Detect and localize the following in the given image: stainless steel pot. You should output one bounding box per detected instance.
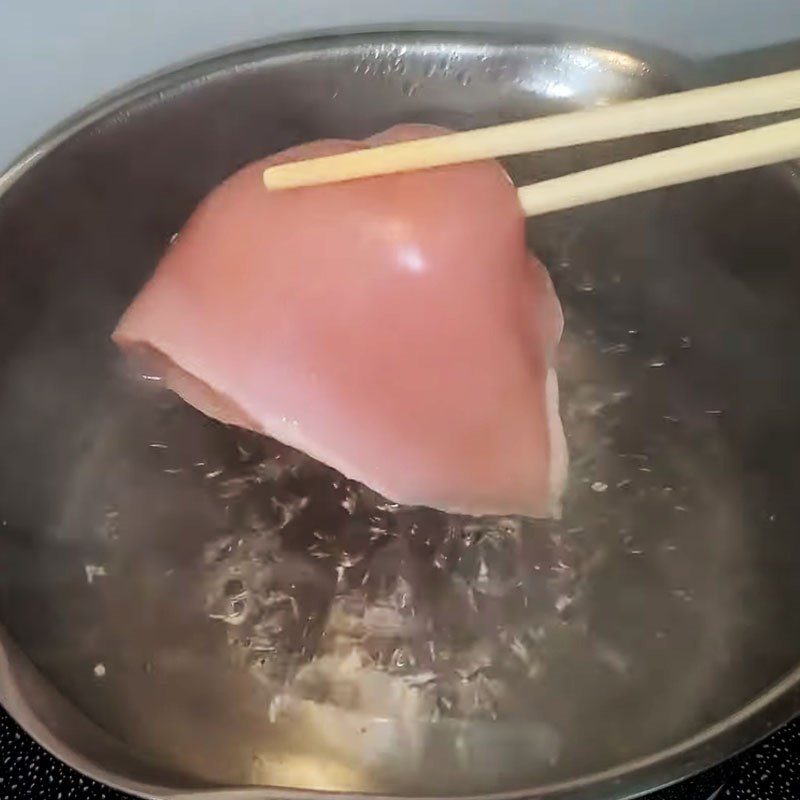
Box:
[1,28,799,800]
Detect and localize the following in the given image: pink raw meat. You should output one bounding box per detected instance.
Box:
[113,124,567,517]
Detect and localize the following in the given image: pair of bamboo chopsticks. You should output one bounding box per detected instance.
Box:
[262,69,800,217]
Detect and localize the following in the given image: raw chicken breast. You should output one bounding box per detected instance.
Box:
[113,125,567,517]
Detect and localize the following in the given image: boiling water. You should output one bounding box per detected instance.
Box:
[44,230,751,793]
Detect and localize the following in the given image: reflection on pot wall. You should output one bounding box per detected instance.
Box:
[3,0,800,167]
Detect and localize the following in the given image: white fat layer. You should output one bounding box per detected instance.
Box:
[545,368,568,519]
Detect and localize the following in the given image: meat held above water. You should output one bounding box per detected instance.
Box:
[113,125,567,518]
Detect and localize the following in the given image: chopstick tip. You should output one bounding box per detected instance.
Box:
[262,166,281,191]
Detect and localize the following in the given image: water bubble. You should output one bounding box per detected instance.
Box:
[84,564,107,585]
[671,588,694,602]
[555,594,573,614]
[97,509,120,541]
[224,578,245,598]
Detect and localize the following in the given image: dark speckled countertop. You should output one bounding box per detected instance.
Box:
[1,706,797,800]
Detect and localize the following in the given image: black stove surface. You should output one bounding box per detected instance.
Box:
[1,706,797,800]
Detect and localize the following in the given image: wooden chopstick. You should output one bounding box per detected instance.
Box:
[516,117,800,217]
[263,69,800,191]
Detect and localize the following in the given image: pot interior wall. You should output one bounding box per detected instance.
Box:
[1,32,800,797]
